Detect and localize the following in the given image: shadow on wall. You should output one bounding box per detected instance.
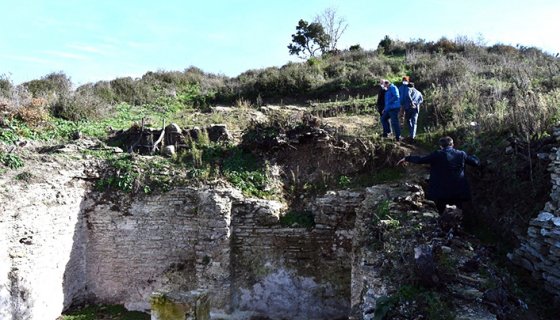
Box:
[62,198,90,311]
[0,166,91,319]
[7,268,33,320]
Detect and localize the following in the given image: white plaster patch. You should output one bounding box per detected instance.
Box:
[238,268,348,320]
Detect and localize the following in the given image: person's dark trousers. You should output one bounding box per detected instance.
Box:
[381,109,401,140]
[435,199,463,214]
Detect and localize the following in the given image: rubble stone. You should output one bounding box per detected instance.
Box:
[511,145,560,299]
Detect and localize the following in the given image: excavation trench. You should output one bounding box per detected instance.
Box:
[3,127,559,319]
[0,163,370,319]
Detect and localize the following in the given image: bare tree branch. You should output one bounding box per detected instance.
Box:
[315,7,348,52]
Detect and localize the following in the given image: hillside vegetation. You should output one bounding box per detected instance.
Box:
[1,36,560,239]
[2,36,560,319]
[2,37,559,131]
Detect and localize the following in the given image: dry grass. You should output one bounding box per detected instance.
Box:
[321,114,376,137]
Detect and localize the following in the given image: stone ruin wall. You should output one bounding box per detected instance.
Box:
[510,135,560,299]
[83,187,239,312]
[0,155,365,320]
[84,188,362,319]
[230,191,363,319]
[0,161,89,320]
[2,146,560,319]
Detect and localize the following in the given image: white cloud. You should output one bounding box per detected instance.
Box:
[41,50,90,61]
[1,55,53,65]
[67,43,111,55]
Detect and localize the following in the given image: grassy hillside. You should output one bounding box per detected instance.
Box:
[1,37,559,241]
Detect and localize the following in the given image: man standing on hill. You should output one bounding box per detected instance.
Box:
[380,79,401,141]
[399,76,411,109]
[403,82,424,143]
[376,80,387,116]
[397,136,480,214]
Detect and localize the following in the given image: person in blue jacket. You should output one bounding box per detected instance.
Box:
[399,76,411,110]
[380,79,401,141]
[403,82,424,143]
[397,136,480,214]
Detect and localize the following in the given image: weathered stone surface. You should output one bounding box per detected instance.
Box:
[511,148,560,298]
[414,244,438,287]
[1,142,363,320]
[237,269,346,320]
[230,192,356,319]
[206,124,231,142]
[0,156,91,320]
[150,289,209,320]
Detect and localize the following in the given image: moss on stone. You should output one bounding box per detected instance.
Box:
[150,294,185,320]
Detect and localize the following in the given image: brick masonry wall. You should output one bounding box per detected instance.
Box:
[85,188,364,318]
[83,187,242,312]
[1,156,368,319]
[231,190,364,319]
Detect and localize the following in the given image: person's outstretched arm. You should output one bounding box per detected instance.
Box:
[465,153,480,167]
[397,152,436,166]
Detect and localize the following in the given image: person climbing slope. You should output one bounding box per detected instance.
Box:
[380,79,401,141]
[397,136,480,214]
[403,82,424,143]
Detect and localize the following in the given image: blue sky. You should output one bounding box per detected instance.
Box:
[1,0,559,86]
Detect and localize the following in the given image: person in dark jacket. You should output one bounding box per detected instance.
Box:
[376,80,387,116]
[397,136,480,213]
[380,79,401,141]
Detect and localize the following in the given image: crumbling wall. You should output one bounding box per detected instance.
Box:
[510,139,560,298]
[0,160,90,320]
[84,187,242,312]
[231,190,363,319]
[0,150,374,320]
[85,187,363,319]
[350,185,416,319]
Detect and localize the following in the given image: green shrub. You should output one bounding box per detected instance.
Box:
[51,88,110,121]
[0,152,24,169]
[95,155,138,192]
[279,210,315,228]
[0,74,12,98]
[61,304,149,320]
[338,175,351,188]
[22,71,71,98]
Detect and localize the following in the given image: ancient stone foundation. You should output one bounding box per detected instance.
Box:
[0,154,364,319]
[510,212,560,297]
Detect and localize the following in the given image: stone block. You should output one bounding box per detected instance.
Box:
[150,289,210,320]
[530,212,555,227]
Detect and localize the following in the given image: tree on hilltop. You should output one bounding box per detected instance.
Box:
[314,7,348,53]
[288,19,330,59]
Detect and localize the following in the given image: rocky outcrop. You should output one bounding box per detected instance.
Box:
[350,183,530,320]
